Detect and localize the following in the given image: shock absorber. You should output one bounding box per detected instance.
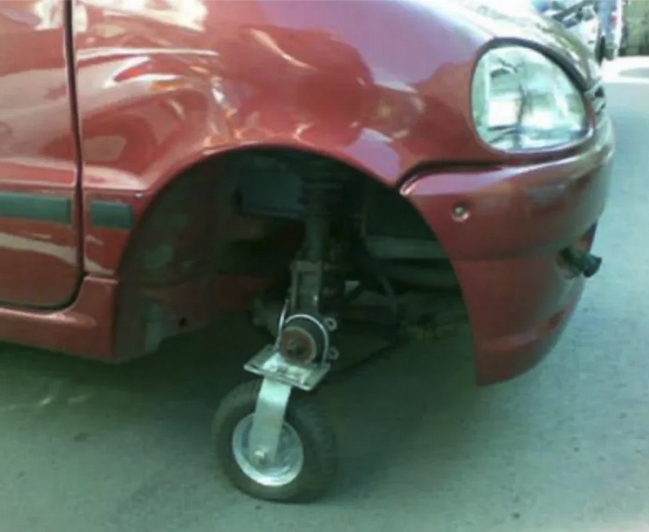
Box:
[300,165,346,259]
[290,162,348,310]
[279,161,350,364]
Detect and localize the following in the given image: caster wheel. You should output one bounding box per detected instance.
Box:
[213,380,338,503]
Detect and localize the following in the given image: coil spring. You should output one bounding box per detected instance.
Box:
[299,161,349,219]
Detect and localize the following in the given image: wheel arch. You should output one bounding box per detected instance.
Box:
[77,1,487,277]
[114,142,440,282]
[104,142,460,363]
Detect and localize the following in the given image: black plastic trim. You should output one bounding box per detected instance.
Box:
[90,200,135,230]
[0,191,72,224]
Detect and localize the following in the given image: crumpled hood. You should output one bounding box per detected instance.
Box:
[429,0,602,87]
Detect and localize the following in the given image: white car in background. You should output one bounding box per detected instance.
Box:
[565,4,603,59]
[532,0,605,62]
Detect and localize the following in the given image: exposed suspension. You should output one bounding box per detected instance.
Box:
[279,162,350,365]
[226,162,353,499]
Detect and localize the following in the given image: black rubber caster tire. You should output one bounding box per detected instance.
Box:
[212,380,338,503]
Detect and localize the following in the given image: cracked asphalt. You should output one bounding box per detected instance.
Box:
[1,57,649,532]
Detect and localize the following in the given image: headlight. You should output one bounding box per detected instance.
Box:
[472,46,588,152]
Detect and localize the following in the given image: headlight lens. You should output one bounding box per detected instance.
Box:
[472,46,588,152]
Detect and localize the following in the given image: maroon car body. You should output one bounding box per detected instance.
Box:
[0,0,616,503]
[0,0,612,381]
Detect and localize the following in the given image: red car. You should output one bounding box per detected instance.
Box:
[0,0,612,502]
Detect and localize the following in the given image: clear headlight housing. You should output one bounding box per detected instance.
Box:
[472,46,588,152]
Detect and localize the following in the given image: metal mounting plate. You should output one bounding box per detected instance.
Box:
[244,344,331,392]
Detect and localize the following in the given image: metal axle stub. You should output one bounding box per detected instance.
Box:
[277,313,331,365]
[248,378,293,466]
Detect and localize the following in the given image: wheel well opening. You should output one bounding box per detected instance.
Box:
[120,146,460,299]
[114,147,469,360]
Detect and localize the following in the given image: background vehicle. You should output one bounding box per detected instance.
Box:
[532,0,605,62]
[594,0,625,58]
[569,4,603,59]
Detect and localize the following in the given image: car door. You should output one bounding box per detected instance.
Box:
[0,1,82,308]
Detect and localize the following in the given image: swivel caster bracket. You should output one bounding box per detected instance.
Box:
[248,378,293,466]
[244,344,332,467]
[244,344,331,392]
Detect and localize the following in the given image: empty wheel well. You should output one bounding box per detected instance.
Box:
[120,147,456,290]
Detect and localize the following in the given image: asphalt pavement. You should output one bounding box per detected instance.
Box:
[1,58,649,532]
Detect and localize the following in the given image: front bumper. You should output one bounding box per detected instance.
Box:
[403,118,614,385]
